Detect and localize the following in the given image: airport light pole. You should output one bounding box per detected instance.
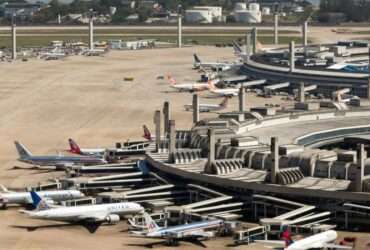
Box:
[274,13,279,45]
[11,13,17,61]
[88,10,94,50]
[177,5,183,48]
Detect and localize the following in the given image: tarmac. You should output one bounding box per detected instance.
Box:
[0,46,369,250]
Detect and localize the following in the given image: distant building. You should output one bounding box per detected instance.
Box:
[3,2,43,20]
[185,6,222,23]
[234,3,262,23]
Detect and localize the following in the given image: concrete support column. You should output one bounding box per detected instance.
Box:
[239,87,245,112]
[207,129,215,168]
[252,27,258,55]
[177,15,182,48]
[154,110,161,152]
[368,48,370,100]
[274,14,279,45]
[163,101,170,136]
[169,120,176,155]
[192,94,199,124]
[298,82,305,103]
[289,41,295,73]
[270,137,279,184]
[356,144,366,192]
[89,18,94,50]
[11,15,16,61]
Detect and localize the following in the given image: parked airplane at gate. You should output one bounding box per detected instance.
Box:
[184,97,229,112]
[67,139,106,156]
[193,54,240,71]
[130,212,223,246]
[256,229,352,250]
[20,191,144,232]
[168,75,213,92]
[82,48,106,56]
[15,141,107,170]
[0,185,84,208]
[208,80,239,97]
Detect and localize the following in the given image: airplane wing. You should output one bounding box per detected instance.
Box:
[323,243,353,249]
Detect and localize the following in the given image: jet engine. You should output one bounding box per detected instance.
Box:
[105,214,120,224]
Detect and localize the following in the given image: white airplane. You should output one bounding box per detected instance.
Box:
[193,54,239,71]
[82,48,107,56]
[208,80,239,97]
[0,185,84,208]
[130,212,223,246]
[168,75,214,92]
[39,47,66,60]
[256,229,352,250]
[184,97,229,112]
[21,191,144,232]
[67,138,106,156]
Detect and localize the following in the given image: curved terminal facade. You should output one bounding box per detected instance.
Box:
[240,42,370,97]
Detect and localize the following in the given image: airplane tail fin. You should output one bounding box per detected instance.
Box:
[14,141,32,158]
[30,191,51,211]
[208,79,217,91]
[282,228,294,247]
[143,212,160,233]
[220,97,229,108]
[193,53,201,64]
[142,125,152,141]
[232,41,243,55]
[167,75,176,86]
[0,184,9,193]
[68,138,82,154]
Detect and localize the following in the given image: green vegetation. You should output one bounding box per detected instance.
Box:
[319,0,370,22]
[0,29,299,35]
[0,34,303,48]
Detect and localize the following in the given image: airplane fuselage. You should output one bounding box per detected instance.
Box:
[147,220,223,238]
[0,190,84,206]
[28,202,143,222]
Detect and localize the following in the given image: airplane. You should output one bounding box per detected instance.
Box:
[67,138,106,156]
[20,191,144,233]
[82,48,107,56]
[208,80,239,97]
[184,97,229,112]
[15,141,107,170]
[0,185,84,209]
[130,212,223,247]
[167,75,213,92]
[193,54,239,71]
[40,48,66,60]
[256,228,352,250]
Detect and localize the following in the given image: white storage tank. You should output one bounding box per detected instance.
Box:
[234,10,262,23]
[185,9,213,23]
[234,2,247,11]
[193,6,223,22]
[262,7,270,15]
[249,3,260,11]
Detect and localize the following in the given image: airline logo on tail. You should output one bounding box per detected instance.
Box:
[68,138,82,154]
[233,42,243,55]
[30,191,50,211]
[143,212,160,233]
[193,54,201,64]
[220,97,229,108]
[282,228,294,247]
[167,75,176,85]
[14,141,32,159]
[143,125,152,141]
